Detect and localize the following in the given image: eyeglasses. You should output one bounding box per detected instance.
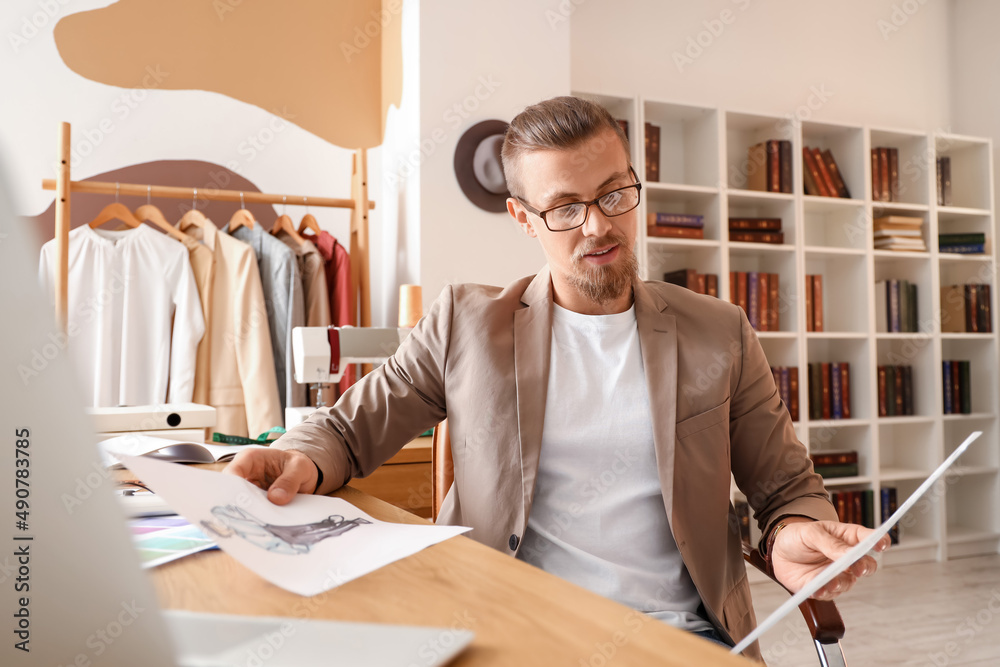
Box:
[517,167,642,232]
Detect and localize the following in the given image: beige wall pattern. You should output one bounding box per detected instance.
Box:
[54,0,402,149]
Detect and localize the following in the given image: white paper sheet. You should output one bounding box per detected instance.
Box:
[732,431,982,655]
[119,455,471,596]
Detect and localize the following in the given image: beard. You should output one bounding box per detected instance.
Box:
[568,232,639,306]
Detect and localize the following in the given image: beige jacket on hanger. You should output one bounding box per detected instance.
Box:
[181,220,282,438]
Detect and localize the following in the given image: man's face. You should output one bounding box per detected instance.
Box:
[507,128,639,310]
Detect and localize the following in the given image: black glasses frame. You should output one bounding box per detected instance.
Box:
[517,166,642,232]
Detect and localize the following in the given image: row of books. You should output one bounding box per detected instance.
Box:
[747,140,793,193]
[942,360,972,415]
[936,156,952,207]
[803,146,851,198]
[729,217,784,244]
[807,362,851,420]
[874,215,926,252]
[663,268,719,297]
[940,283,992,333]
[729,272,780,331]
[810,449,858,478]
[874,279,919,333]
[939,232,985,255]
[871,147,900,202]
[770,366,800,421]
[877,365,915,417]
[831,490,876,529]
[804,274,824,332]
[646,212,704,239]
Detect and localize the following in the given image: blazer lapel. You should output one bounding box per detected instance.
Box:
[634,278,679,525]
[513,267,554,525]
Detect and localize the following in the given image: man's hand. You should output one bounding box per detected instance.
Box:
[770,519,891,600]
[223,448,319,505]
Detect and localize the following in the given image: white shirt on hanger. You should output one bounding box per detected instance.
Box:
[38,224,204,407]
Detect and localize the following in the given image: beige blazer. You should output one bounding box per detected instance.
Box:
[183,221,282,437]
[274,267,837,658]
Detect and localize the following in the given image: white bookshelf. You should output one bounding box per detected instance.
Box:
[574,91,1000,566]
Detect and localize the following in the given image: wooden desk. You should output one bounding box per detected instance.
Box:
[142,464,752,666]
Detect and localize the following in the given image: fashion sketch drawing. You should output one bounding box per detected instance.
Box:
[200,504,372,555]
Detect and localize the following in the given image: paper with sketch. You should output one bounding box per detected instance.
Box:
[732,431,982,655]
[119,454,471,596]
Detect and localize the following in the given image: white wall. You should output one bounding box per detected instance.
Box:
[571,0,952,134]
[950,0,1000,210]
[415,0,568,308]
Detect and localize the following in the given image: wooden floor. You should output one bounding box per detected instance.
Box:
[750,554,1000,666]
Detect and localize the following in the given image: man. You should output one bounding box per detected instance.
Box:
[227,96,887,658]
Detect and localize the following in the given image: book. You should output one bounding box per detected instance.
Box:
[959,360,972,414]
[645,122,660,182]
[888,148,899,201]
[939,233,986,246]
[937,156,952,206]
[648,212,704,228]
[871,148,881,202]
[808,364,822,420]
[646,225,704,239]
[729,231,784,244]
[814,463,860,478]
[830,362,843,419]
[728,217,782,231]
[881,487,900,544]
[735,272,748,315]
[940,285,966,333]
[885,365,896,416]
[812,147,839,199]
[841,363,851,418]
[810,450,858,466]
[877,366,888,416]
[768,140,781,193]
[706,274,719,298]
[99,434,267,468]
[879,148,890,202]
[804,146,830,196]
[821,362,832,420]
[822,149,851,198]
[811,275,824,332]
[873,215,924,228]
[874,229,922,238]
[978,284,991,332]
[748,272,761,330]
[663,268,698,288]
[952,360,961,415]
[939,244,985,255]
[758,272,769,332]
[898,280,910,334]
[778,367,791,414]
[875,280,888,332]
[907,282,918,332]
[863,489,875,529]
[788,366,799,421]
[902,365,914,415]
[966,285,979,332]
[748,142,767,191]
[779,140,793,194]
[894,363,904,415]
[768,273,780,331]
[805,275,814,332]
[942,360,954,413]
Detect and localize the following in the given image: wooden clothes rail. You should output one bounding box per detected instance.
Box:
[41,121,374,337]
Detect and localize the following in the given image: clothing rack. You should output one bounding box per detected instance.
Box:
[41,121,374,336]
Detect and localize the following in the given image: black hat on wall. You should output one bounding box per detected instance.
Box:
[454,119,510,213]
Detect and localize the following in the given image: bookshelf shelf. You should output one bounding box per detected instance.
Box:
[593,91,1000,566]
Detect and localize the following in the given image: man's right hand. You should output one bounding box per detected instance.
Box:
[223,448,320,505]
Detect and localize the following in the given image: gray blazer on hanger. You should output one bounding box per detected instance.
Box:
[273,266,836,658]
[223,223,307,413]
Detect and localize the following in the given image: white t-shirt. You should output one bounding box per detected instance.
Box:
[517,303,713,632]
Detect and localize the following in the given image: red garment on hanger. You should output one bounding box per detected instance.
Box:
[310,230,356,395]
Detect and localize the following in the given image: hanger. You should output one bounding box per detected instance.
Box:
[271,196,305,245]
[297,197,322,236]
[89,183,142,229]
[228,192,256,232]
[134,186,189,243]
[178,188,209,231]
